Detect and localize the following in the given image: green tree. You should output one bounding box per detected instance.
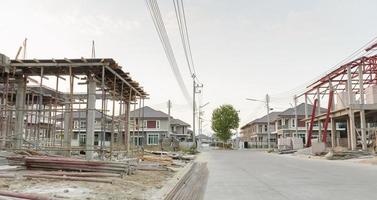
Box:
[211,104,240,143]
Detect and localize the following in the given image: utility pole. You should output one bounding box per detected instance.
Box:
[22,38,27,59]
[91,40,96,58]
[192,77,203,149]
[193,78,196,147]
[167,100,171,138]
[266,94,271,149]
[294,95,298,138]
[246,96,272,149]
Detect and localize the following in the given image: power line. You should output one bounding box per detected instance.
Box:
[173,0,201,84]
[145,0,192,106]
[270,36,377,99]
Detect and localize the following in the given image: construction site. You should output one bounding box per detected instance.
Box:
[0,51,208,200]
[298,42,377,154]
[3,0,377,200]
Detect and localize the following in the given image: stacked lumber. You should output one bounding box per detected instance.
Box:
[6,155,25,166]
[37,171,121,177]
[23,156,136,174]
[165,162,209,200]
[24,174,113,184]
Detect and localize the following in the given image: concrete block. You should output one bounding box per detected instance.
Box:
[278,138,292,150]
[311,141,326,155]
[291,138,303,150]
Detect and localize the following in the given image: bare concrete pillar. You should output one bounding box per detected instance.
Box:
[336,131,340,147]
[347,66,357,150]
[63,103,70,155]
[358,64,367,150]
[331,119,336,148]
[86,79,96,160]
[304,94,309,145]
[14,78,26,149]
[346,118,351,149]
[127,89,132,153]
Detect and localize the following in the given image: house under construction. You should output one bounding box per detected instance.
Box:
[0,53,147,160]
[298,48,377,151]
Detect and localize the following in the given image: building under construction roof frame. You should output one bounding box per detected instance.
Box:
[0,56,148,160]
[298,50,377,151]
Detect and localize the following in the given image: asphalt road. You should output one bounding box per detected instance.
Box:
[199,149,377,200]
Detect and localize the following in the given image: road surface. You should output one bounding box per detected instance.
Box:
[199,150,377,200]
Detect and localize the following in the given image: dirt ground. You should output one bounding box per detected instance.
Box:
[0,169,175,200]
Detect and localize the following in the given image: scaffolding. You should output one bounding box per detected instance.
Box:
[298,52,377,150]
[0,55,147,159]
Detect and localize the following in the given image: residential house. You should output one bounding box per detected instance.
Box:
[129,106,191,146]
[240,112,281,148]
[274,103,331,145]
[56,111,115,147]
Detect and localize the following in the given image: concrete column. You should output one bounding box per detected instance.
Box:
[14,78,26,149]
[347,66,357,150]
[331,119,336,148]
[86,79,96,160]
[63,103,70,155]
[126,101,130,151]
[358,64,367,150]
[346,118,351,149]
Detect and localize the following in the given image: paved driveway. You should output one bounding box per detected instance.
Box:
[199,150,377,200]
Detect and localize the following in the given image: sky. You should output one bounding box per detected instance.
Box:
[0,0,377,136]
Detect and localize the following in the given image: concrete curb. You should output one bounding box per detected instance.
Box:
[152,162,194,200]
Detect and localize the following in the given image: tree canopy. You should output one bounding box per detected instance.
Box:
[211,104,240,143]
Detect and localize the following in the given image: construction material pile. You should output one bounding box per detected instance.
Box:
[144,150,196,161]
[24,156,136,174]
[5,154,138,175]
[326,150,372,160]
[165,162,209,200]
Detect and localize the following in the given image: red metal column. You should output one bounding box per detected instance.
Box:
[306,99,318,147]
[322,90,334,143]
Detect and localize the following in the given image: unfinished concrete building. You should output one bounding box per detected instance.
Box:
[298,51,377,151]
[0,53,147,159]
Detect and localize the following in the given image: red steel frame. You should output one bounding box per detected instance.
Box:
[321,90,334,143]
[306,99,317,147]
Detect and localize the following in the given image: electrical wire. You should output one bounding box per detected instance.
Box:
[270,36,377,99]
[173,0,201,84]
[145,0,192,106]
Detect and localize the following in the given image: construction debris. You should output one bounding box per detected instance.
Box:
[144,150,196,160]
[326,150,372,160]
[137,163,169,171]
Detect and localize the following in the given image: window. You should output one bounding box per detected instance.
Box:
[147,133,159,145]
[132,136,143,146]
[292,119,296,128]
[80,121,86,129]
[264,125,267,132]
[145,120,161,129]
[74,121,79,129]
[79,134,86,146]
[147,121,156,128]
